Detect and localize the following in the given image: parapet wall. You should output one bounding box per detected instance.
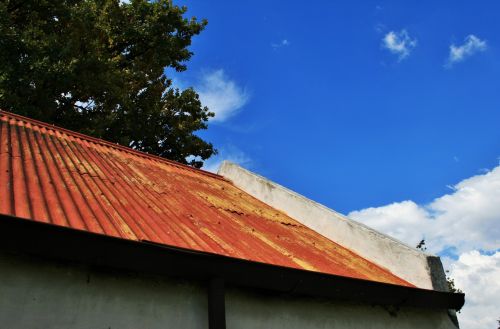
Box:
[218,161,448,291]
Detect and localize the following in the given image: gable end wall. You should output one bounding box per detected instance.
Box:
[218,161,448,291]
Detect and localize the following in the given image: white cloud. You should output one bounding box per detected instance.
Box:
[349,165,500,254]
[447,35,487,66]
[349,200,429,248]
[271,39,290,49]
[202,145,252,173]
[197,70,249,122]
[348,164,500,329]
[382,30,417,61]
[449,251,500,329]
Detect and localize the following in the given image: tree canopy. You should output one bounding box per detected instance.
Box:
[0,0,215,168]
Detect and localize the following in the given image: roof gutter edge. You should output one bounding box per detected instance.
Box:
[0,214,464,311]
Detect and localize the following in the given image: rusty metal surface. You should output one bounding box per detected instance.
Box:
[0,110,413,287]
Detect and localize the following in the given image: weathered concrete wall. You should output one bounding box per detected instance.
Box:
[0,251,207,329]
[218,161,448,291]
[226,288,457,329]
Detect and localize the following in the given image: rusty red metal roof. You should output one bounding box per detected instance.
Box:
[0,110,413,287]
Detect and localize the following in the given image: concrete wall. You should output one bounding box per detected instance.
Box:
[226,288,457,329]
[0,251,207,329]
[218,161,448,291]
[0,250,457,329]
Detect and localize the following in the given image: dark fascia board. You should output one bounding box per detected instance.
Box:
[0,214,464,310]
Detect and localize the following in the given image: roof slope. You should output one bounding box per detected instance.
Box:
[0,110,412,287]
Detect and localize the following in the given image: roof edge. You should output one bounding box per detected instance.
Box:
[217,161,447,290]
[217,161,421,252]
[0,109,226,181]
[0,214,464,311]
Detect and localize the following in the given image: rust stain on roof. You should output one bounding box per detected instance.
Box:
[0,110,413,287]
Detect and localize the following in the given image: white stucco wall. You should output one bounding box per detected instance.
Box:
[0,251,207,329]
[226,288,457,329]
[218,161,448,291]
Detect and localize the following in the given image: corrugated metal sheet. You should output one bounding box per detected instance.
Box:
[0,110,413,287]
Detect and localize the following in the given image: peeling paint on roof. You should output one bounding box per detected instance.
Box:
[0,110,413,287]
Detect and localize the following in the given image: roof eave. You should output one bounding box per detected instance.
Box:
[0,214,464,311]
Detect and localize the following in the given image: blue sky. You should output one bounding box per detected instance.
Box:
[173,0,499,214]
[168,2,500,327]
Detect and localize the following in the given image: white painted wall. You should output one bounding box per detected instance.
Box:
[0,251,207,329]
[0,251,457,329]
[218,161,448,290]
[226,288,457,329]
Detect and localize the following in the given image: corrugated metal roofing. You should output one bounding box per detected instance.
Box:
[0,110,412,287]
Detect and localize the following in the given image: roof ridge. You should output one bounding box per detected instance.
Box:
[0,109,226,181]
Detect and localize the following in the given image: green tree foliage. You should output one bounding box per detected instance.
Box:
[0,0,215,167]
[444,270,463,294]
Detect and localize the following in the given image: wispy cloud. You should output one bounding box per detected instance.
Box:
[202,145,252,173]
[197,70,250,122]
[271,39,290,49]
[374,23,386,34]
[382,30,417,61]
[447,35,487,67]
[348,164,500,328]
